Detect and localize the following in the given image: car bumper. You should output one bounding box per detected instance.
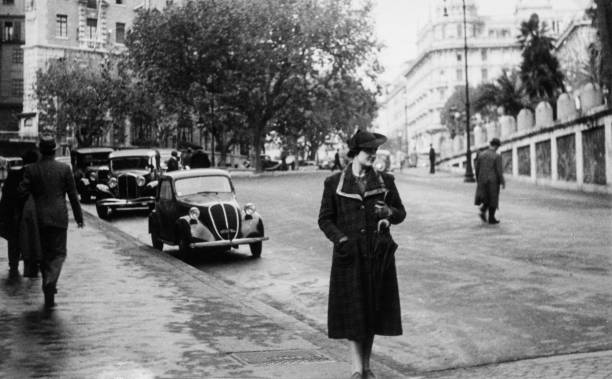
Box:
[98,197,155,208]
[189,236,269,249]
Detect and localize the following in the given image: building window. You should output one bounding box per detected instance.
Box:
[456,69,463,81]
[456,53,462,62]
[87,0,97,8]
[3,0,15,4]
[116,0,123,4]
[3,21,13,41]
[12,46,23,63]
[481,68,488,81]
[115,23,125,44]
[12,79,23,98]
[56,15,68,38]
[24,118,33,128]
[481,49,487,61]
[86,18,97,39]
[457,24,462,38]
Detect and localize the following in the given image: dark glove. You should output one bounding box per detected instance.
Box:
[374,201,392,219]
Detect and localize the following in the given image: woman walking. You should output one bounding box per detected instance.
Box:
[318,130,406,379]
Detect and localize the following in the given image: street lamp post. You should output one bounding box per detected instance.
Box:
[444,0,475,182]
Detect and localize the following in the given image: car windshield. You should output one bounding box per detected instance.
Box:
[78,153,109,167]
[175,176,232,197]
[111,157,150,171]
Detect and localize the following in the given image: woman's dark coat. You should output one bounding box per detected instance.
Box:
[318,166,406,341]
[474,148,505,209]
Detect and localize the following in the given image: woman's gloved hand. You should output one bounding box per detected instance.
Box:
[374,200,392,219]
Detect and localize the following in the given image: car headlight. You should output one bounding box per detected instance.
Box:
[89,172,98,182]
[189,207,200,220]
[244,203,256,216]
[136,176,146,187]
[108,177,118,189]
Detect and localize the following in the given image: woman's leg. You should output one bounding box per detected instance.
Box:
[362,334,375,370]
[349,340,363,374]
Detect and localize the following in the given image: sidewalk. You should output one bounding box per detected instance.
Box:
[0,212,400,378]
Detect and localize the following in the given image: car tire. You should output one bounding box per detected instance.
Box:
[96,204,111,220]
[249,242,262,258]
[151,233,163,250]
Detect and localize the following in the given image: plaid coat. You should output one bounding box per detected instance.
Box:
[318,166,406,341]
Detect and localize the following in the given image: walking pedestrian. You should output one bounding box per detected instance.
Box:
[166,150,180,172]
[18,137,84,308]
[429,144,436,174]
[474,138,505,224]
[318,130,406,379]
[190,149,211,168]
[0,150,39,281]
[331,149,343,171]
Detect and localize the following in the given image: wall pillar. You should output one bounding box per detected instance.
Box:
[576,130,584,186]
[605,115,612,187]
[512,144,519,178]
[530,142,537,182]
[551,133,559,182]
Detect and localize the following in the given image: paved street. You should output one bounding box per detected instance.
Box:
[1,167,611,378]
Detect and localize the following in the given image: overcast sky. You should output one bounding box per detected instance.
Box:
[373,0,591,82]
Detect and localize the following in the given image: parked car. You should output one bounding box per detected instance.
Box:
[318,159,334,170]
[148,168,268,258]
[95,149,161,219]
[0,156,23,182]
[71,147,113,203]
[261,155,282,171]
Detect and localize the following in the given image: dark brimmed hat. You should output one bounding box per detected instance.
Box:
[490,138,501,147]
[348,130,387,151]
[38,137,58,155]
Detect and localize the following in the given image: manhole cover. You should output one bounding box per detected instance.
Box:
[232,349,332,366]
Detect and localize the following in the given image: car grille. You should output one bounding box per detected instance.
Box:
[118,174,138,199]
[206,203,240,241]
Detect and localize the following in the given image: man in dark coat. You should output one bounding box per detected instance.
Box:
[318,130,406,379]
[331,149,343,171]
[429,144,436,174]
[166,150,180,172]
[190,149,211,168]
[18,137,84,308]
[474,138,505,224]
[0,150,39,281]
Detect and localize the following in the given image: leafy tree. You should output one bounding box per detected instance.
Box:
[587,0,612,104]
[518,13,565,106]
[440,85,475,138]
[125,0,380,171]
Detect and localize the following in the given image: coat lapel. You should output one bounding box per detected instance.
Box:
[336,167,387,201]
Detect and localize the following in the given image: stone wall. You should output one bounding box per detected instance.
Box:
[439,83,612,194]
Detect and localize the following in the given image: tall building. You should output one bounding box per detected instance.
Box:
[0,0,25,137]
[376,0,583,158]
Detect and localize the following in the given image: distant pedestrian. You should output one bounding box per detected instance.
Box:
[18,137,84,308]
[190,149,211,168]
[474,138,505,224]
[318,130,406,379]
[429,144,436,174]
[0,150,39,282]
[181,147,193,168]
[166,151,180,172]
[331,149,343,171]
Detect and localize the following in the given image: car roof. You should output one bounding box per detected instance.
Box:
[74,147,114,154]
[161,168,231,180]
[109,149,159,158]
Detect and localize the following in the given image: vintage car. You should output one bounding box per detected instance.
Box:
[0,156,23,182]
[95,149,161,219]
[71,147,114,203]
[148,169,268,258]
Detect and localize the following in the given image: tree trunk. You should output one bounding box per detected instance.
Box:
[251,121,265,173]
[596,0,612,104]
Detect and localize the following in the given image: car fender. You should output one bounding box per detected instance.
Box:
[95,185,113,199]
[241,211,264,237]
[176,216,215,242]
[148,210,160,234]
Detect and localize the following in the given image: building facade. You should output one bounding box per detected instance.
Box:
[0,0,25,137]
[377,0,584,160]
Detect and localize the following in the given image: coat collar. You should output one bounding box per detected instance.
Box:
[336,166,387,201]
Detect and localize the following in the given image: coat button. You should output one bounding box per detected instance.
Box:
[360,205,365,209]
[360,228,366,234]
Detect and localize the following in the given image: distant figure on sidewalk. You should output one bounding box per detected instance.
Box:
[474,138,505,224]
[331,149,343,171]
[181,147,193,168]
[166,151,180,172]
[18,137,84,308]
[190,149,211,168]
[0,150,39,281]
[319,130,406,379]
[429,144,436,174]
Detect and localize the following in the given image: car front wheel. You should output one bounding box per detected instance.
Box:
[249,241,262,258]
[96,204,111,220]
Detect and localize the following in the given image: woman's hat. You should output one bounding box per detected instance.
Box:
[347,130,387,150]
[38,137,58,154]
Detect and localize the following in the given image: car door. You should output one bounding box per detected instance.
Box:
[157,178,174,241]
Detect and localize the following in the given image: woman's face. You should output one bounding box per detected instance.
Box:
[355,148,377,167]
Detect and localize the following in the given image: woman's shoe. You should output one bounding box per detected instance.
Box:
[363,368,376,379]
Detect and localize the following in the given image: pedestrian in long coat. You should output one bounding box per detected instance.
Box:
[474,138,505,224]
[318,130,406,379]
[18,137,84,308]
[0,150,39,280]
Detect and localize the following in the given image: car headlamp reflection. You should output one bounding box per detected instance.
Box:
[244,203,256,216]
[136,175,146,187]
[108,177,118,189]
[189,207,200,220]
